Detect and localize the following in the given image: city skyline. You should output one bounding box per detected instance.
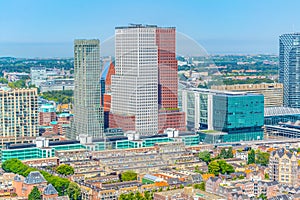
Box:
[1,0,300,57]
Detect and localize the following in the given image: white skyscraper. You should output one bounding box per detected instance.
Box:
[110,25,158,135]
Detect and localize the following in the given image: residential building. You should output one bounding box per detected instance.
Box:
[279,33,300,108]
[269,148,298,186]
[72,39,104,139]
[0,87,38,146]
[39,104,56,126]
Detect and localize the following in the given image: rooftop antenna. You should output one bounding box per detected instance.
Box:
[293,24,295,33]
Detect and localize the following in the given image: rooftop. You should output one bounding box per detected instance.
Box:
[24,171,46,184]
[264,106,300,117]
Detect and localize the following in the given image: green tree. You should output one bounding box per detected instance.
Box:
[121,170,137,181]
[258,193,267,200]
[248,149,255,164]
[264,173,270,180]
[208,160,220,176]
[198,151,211,164]
[256,151,270,166]
[227,147,233,158]
[56,164,74,176]
[219,148,227,159]
[28,186,42,200]
[67,182,81,200]
[194,182,205,191]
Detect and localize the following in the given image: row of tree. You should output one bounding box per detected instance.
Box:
[2,159,81,199]
[119,191,153,200]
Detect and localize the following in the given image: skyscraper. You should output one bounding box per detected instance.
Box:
[156,27,185,132]
[72,39,104,139]
[110,25,159,135]
[279,33,300,108]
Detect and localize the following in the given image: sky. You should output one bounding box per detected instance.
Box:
[0,0,300,57]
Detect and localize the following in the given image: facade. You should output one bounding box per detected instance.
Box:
[72,39,104,139]
[39,79,74,92]
[211,83,283,107]
[279,33,300,108]
[269,149,298,186]
[30,67,47,87]
[182,88,264,142]
[0,87,38,146]
[110,25,159,135]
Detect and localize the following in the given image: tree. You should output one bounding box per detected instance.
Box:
[198,151,211,164]
[256,151,270,166]
[28,186,41,200]
[56,164,74,176]
[121,170,137,181]
[248,149,255,164]
[67,182,81,200]
[219,148,227,159]
[264,173,270,180]
[208,160,220,176]
[227,147,234,158]
[258,193,267,200]
[194,182,205,191]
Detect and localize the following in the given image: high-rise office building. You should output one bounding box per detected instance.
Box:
[279,33,300,108]
[0,88,38,145]
[72,39,104,139]
[110,24,184,135]
[110,25,159,135]
[156,27,185,133]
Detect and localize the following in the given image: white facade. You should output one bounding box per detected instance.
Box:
[111,26,158,135]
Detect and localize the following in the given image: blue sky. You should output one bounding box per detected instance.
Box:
[0,0,300,57]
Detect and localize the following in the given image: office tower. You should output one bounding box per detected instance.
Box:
[110,25,159,135]
[156,27,185,132]
[30,67,47,87]
[279,33,300,108]
[72,39,104,139]
[0,88,38,145]
[211,83,283,107]
[182,88,264,142]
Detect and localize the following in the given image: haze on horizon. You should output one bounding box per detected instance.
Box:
[0,0,300,58]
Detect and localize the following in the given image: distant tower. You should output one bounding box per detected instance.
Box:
[279,33,300,108]
[72,39,104,139]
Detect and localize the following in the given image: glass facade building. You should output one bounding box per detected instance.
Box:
[279,33,300,108]
[72,39,104,139]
